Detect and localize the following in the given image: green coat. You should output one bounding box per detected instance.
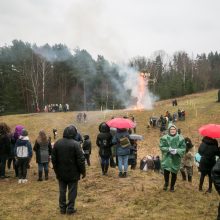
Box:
[160,134,186,174]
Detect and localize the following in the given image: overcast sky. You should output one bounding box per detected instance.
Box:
[0,0,220,62]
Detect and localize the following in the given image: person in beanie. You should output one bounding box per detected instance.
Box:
[160,124,186,192]
[9,125,24,177]
[82,135,91,166]
[180,137,195,182]
[15,129,32,183]
[96,122,113,175]
[52,125,86,215]
[34,130,52,181]
[198,136,220,193]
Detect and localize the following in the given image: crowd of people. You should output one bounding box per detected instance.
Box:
[76,112,87,123]
[1,113,220,218]
[43,104,70,113]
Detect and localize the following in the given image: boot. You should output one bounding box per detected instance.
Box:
[163,182,168,191]
[119,172,123,178]
[104,165,109,175]
[38,171,43,181]
[45,170,49,180]
[199,184,203,191]
[181,171,186,181]
[188,175,192,183]
[101,164,105,175]
[123,172,127,178]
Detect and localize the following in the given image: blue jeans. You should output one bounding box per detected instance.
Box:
[101,157,110,166]
[118,155,129,172]
[38,163,49,172]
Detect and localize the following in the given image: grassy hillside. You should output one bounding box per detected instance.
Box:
[0,90,219,220]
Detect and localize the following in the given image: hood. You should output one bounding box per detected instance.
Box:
[84,135,89,140]
[19,136,29,141]
[168,123,178,136]
[99,122,110,133]
[14,125,24,139]
[202,136,218,146]
[63,125,77,139]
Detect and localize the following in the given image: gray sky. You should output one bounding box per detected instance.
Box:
[0,0,220,62]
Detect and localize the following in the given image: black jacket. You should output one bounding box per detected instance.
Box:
[212,159,220,195]
[34,140,52,163]
[52,126,85,182]
[82,139,91,155]
[198,136,220,173]
[0,134,11,157]
[96,132,112,158]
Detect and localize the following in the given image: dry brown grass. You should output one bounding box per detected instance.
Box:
[0,89,220,220]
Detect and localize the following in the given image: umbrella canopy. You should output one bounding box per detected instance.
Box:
[106,118,135,129]
[129,134,143,140]
[199,124,220,138]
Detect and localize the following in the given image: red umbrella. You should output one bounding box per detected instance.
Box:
[106,118,135,129]
[199,124,220,138]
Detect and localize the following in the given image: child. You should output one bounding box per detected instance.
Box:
[82,135,91,166]
[15,129,32,183]
[34,130,52,181]
[153,156,161,173]
[128,139,137,170]
[180,137,194,182]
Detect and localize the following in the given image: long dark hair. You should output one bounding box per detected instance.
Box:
[0,122,11,136]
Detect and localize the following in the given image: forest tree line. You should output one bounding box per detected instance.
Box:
[0,40,220,114]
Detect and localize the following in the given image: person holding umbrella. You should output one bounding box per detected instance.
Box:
[198,124,220,193]
[160,124,186,192]
[107,118,135,178]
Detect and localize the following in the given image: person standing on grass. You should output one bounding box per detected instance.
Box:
[160,124,186,192]
[113,128,131,178]
[96,122,113,175]
[0,122,11,179]
[52,125,86,215]
[15,129,32,184]
[211,158,220,219]
[82,135,91,166]
[180,137,195,183]
[198,136,220,193]
[33,130,52,181]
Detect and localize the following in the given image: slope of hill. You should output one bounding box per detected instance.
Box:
[0,90,219,220]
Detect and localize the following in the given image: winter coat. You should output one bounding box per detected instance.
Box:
[211,158,220,195]
[159,125,186,174]
[0,134,11,157]
[52,126,85,182]
[198,136,220,174]
[15,136,32,159]
[181,146,195,167]
[113,130,131,156]
[33,140,52,163]
[96,132,113,158]
[82,139,91,155]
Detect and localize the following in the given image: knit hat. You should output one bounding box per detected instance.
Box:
[21,129,28,137]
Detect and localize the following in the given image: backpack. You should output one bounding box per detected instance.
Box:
[119,136,130,148]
